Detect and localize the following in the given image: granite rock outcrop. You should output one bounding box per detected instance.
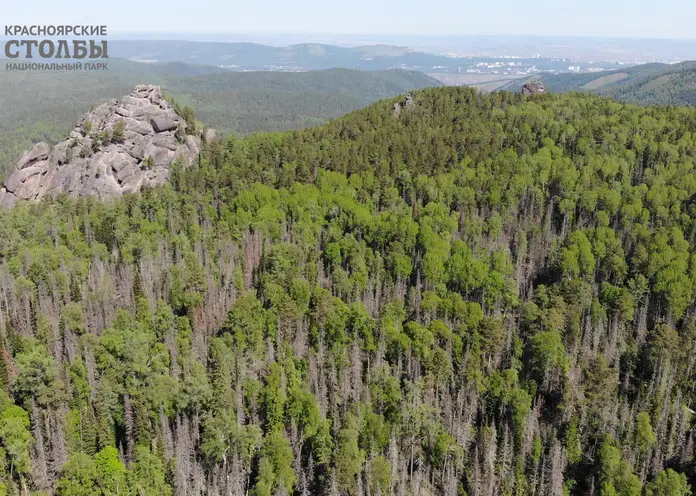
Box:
[0,85,200,208]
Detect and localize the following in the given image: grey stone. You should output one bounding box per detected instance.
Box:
[16,142,51,169]
[18,164,46,183]
[154,138,178,151]
[109,153,136,173]
[127,120,152,135]
[150,116,178,133]
[127,143,146,160]
[53,141,71,164]
[404,93,415,108]
[3,171,20,193]
[93,175,121,198]
[120,174,143,194]
[522,80,546,96]
[0,85,200,208]
[28,143,51,162]
[115,107,132,117]
[45,165,71,195]
[60,167,83,194]
[14,174,43,199]
[117,163,138,182]
[132,107,161,119]
[149,146,173,167]
[0,190,17,208]
[121,95,148,107]
[145,168,169,186]
[186,135,201,157]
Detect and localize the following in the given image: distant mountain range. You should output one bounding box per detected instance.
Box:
[106,40,622,74]
[108,41,448,70]
[498,61,696,106]
[0,58,440,175]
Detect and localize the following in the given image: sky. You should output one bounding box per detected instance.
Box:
[4,0,696,40]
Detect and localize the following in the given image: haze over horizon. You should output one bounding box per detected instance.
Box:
[5,0,696,40]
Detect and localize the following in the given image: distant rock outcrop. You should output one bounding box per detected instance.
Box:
[393,93,416,116]
[521,79,546,96]
[0,85,200,208]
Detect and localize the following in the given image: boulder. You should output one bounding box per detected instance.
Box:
[102,151,136,174]
[117,163,138,183]
[18,164,46,182]
[53,141,71,165]
[155,138,179,152]
[150,116,178,133]
[14,174,43,199]
[149,145,173,167]
[3,172,20,193]
[186,135,200,156]
[92,174,122,198]
[16,142,51,169]
[145,168,169,185]
[0,190,17,208]
[127,120,152,135]
[121,95,148,108]
[127,143,146,160]
[120,174,143,194]
[115,107,132,118]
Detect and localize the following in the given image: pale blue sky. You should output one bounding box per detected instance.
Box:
[4,0,696,39]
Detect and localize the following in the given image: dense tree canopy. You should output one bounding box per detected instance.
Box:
[0,87,695,494]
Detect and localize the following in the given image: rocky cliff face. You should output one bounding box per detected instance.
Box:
[0,85,200,208]
[521,80,546,96]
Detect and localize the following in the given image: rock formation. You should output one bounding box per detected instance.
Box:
[0,85,201,208]
[393,93,416,116]
[521,79,546,96]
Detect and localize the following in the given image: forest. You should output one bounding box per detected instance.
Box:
[503,60,696,107]
[0,60,437,176]
[0,86,696,495]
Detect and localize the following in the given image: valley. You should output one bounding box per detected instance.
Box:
[0,59,438,176]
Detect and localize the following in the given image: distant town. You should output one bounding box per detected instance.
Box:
[205,57,648,75]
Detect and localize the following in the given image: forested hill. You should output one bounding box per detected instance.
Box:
[499,60,696,106]
[0,59,439,176]
[107,40,467,71]
[2,87,696,495]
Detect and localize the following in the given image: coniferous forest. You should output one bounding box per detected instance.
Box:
[2,87,696,495]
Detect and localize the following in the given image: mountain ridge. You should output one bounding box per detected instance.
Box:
[497,60,696,106]
[108,40,444,70]
[0,86,694,495]
[0,60,440,176]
